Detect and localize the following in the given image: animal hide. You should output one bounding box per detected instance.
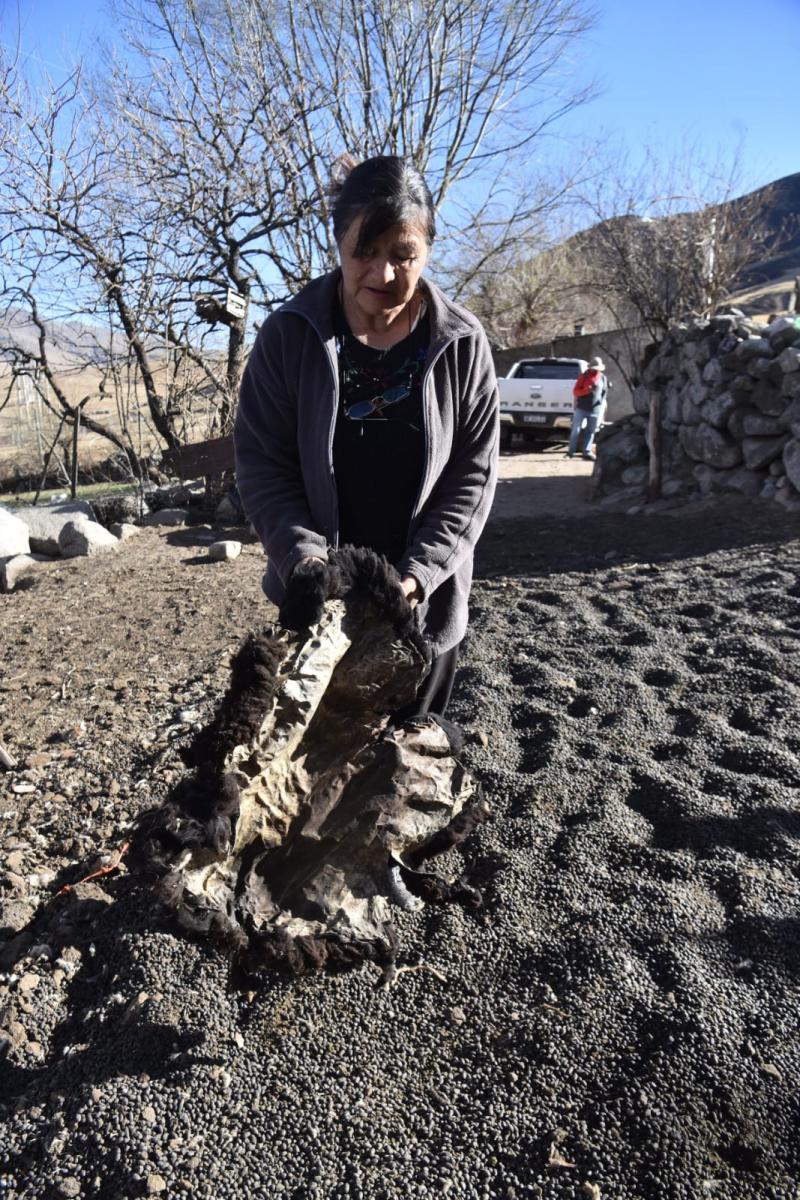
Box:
[133,547,489,975]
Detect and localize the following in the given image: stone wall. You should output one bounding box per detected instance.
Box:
[593,314,800,512]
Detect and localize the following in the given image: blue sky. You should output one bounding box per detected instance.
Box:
[2,0,798,196]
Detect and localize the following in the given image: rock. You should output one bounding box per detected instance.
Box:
[769,458,785,477]
[621,465,648,487]
[141,508,189,527]
[58,1178,81,1198]
[747,356,775,380]
[729,373,755,397]
[207,540,242,562]
[214,493,242,524]
[778,348,800,375]
[143,1104,157,1124]
[761,479,778,500]
[741,436,786,471]
[768,317,800,351]
[702,359,723,386]
[692,464,722,495]
[734,336,770,361]
[679,423,741,469]
[781,372,800,400]
[0,506,30,558]
[681,395,702,425]
[58,520,119,559]
[109,522,141,541]
[719,467,762,497]
[0,552,52,593]
[701,391,737,429]
[781,399,800,437]
[783,438,800,491]
[751,379,786,416]
[661,479,686,497]
[17,972,40,992]
[742,412,785,437]
[147,1175,167,1194]
[599,430,647,464]
[631,385,651,415]
[14,501,95,555]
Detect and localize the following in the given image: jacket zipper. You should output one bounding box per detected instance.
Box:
[324,335,340,549]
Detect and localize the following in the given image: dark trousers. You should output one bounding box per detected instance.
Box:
[394,642,460,722]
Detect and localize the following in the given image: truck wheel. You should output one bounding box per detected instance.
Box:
[500,426,513,451]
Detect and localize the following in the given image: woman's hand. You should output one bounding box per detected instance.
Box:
[400,575,421,608]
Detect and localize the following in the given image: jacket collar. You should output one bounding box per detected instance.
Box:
[279,268,479,351]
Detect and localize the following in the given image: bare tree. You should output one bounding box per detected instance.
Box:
[574,148,782,344]
[1,0,595,463]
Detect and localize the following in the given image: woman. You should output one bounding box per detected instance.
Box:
[234,155,499,718]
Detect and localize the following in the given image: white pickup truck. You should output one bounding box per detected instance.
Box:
[498,356,588,448]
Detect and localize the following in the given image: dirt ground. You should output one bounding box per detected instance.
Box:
[1,455,800,1199]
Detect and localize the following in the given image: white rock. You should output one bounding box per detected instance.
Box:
[0,506,30,558]
[58,519,119,558]
[142,508,189,527]
[14,501,95,555]
[208,539,242,562]
[0,553,52,593]
[110,522,141,541]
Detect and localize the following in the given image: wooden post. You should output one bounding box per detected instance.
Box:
[648,392,661,503]
[70,405,81,499]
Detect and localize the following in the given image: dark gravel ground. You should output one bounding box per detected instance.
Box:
[1,498,800,1200]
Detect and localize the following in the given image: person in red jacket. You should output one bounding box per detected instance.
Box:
[567,356,608,460]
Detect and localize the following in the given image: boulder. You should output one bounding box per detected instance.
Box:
[741,412,785,437]
[679,422,741,469]
[208,540,242,562]
[741,436,785,471]
[142,508,190,527]
[681,395,702,425]
[768,318,800,352]
[783,438,800,492]
[110,522,141,541]
[214,493,242,524]
[13,501,95,555]
[747,356,775,380]
[780,399,800,437]
[0,506,30,558]
[692,464,722,495]
[761,479,778,501]
[727,406,758,441]
[781,372,800,400]
[778,348,800,375]
[769,458,785,477]
[701,390,737,429]
[605,430,648,464]
[734,336,770,361]
[58,519,119,559]
[620,465,648,487]
[750,379,786,416]
[0,553,51,593]
[729,373,755,397]
[632,385,652,415]
[702,359,723,387]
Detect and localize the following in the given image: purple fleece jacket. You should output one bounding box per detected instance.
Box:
[234,269,499,653]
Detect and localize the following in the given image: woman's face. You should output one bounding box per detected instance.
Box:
[338,216,430,322]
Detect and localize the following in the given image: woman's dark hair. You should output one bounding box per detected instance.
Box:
[330,155,436,256]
